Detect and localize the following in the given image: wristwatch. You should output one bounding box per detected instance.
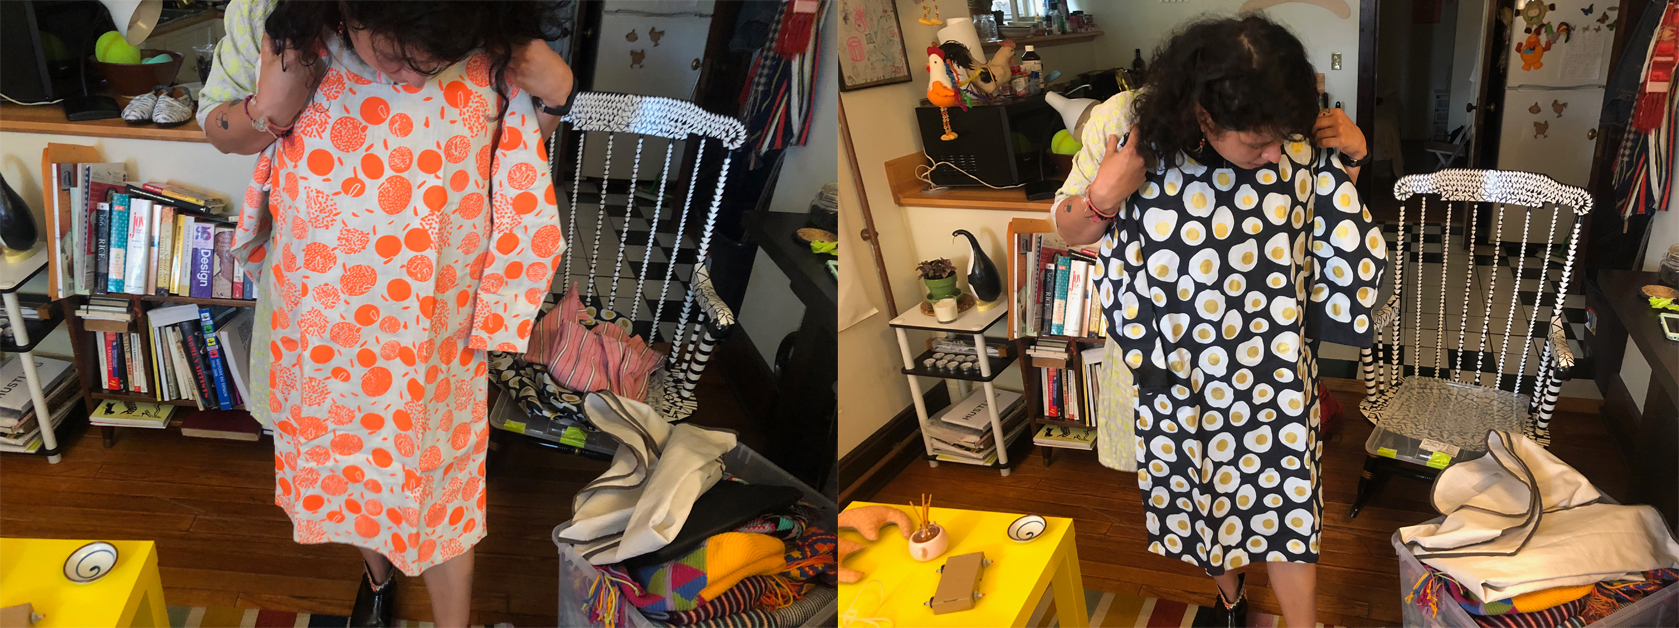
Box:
[533,95,570,116]
[1343,150,1373,168]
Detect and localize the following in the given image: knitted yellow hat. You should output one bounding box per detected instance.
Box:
[698,533,787,600]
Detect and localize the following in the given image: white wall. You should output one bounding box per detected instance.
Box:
[836,0,1363,458]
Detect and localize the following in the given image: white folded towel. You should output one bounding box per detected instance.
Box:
[556,392,738,565]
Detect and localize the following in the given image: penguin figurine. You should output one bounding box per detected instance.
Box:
[0,173,39,254]
[953,229,1002,309]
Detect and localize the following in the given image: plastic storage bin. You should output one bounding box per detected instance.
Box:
[1392,528,1679,627]
[553,444,839,627]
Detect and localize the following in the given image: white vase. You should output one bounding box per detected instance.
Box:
[907,524,949,562]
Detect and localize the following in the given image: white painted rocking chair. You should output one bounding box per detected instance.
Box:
[1349,169,1589,518]
[487,93,746,453]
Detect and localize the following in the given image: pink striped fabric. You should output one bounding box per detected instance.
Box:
[525,286,665,401]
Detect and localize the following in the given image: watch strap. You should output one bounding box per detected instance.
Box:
[533,95,570,116]
[1343,150,1372,168]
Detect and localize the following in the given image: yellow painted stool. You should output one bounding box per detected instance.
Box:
[838,503,1087,627]
[0,538,168,628]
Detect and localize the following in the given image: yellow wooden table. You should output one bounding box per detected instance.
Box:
[0,538,168,628]
[838,503,1086,627]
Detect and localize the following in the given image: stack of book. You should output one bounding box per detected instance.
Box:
[1012,232,1106,340]
[921,389,1028,465]
[88,400,175,430]
[88,304,254,411]
[50,162,250,300]
[0,294,55,344]
[0,356,79,454]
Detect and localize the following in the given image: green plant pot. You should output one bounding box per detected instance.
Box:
[924,276,960,300]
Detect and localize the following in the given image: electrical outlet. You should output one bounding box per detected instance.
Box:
[1331,53,1343,70]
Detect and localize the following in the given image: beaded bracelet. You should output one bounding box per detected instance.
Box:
[244,94,295,138]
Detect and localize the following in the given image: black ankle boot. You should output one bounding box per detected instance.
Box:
[1209,572,1247,628]
[349,562,396,628]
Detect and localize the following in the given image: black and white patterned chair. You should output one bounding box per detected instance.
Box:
[487,93,744,454]
[1349,169,1588,518]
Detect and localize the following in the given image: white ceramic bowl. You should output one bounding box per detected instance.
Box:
[1008,515,1047,542]
[64,541,119,583]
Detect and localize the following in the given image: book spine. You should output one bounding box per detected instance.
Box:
[1039,266,1055,335]
[94,203,111,294]
[155,206,175,296]
[190,223,215,298]
[107,195,129,293]
[198,308,233,410]
[1065,261,1086,337]
[95,332,110,391]
[123,200,151,295]
[231,259,245,299]
[1051,256,1071,336]
[171,215,191,296]
[167,328,192,402]
[211,228,234,299]
[145,202,161,296]
[218,331,243,408]
[178,322,215,404]
[130,332,147,393]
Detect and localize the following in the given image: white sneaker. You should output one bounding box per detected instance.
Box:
[152,86,194,126]
[121,87,162,123]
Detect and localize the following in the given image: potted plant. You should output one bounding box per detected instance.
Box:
[918,258,960,300]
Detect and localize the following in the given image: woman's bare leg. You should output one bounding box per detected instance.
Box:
[356,547,394,583]
[420,547,476,628]
[1267,561,1317,627]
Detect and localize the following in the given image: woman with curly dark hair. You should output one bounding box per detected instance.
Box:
[1052,15,1385,627]
[199,3,573,627]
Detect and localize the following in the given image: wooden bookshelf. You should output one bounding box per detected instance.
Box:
[1008,217,1108,466]
[65,292,258,448]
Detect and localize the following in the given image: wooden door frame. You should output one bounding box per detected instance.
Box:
[1356,0,1379,201]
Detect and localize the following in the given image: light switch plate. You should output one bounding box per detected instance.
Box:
[1331,53,1343,70]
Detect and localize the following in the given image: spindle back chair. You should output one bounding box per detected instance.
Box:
[1349,169,1588,518]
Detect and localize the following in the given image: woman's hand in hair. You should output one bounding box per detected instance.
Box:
[508,40,575,110]
[1087,133,1146,217]
[1313,109,1367,163]
[255,33,326,129]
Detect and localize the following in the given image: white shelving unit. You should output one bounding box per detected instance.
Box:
[888,304,1022,476]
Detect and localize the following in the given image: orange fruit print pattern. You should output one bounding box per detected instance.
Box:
[229,51,565,577]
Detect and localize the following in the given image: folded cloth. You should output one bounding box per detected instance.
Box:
[1399,431,1679,601]
[526,283,665,401]
[653,576,774,625]
[613,532,786,613]
[1578,568,1679,623]
[780,524,837,584]
[659,586,837,628]
[732,502,824,541]
[1468,603,1584,628]
[1423,568,1595,616]
[557,392,738,565]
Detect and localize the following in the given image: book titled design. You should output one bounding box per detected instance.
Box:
[190,222,216,298]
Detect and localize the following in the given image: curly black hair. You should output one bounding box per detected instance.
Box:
[265,1,571,115]
[1130,15,1320,166]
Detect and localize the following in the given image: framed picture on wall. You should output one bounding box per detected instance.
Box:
[838,0,913,91]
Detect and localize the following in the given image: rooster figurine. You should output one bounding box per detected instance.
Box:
[971,39,1016,96]
[927,47,966,140]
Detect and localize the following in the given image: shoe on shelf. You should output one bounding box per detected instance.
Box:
[151,86,194,126]
[120,86,164,123]
[348,561,396,628]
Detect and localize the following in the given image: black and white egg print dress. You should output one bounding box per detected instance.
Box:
[1095,141,1387,575]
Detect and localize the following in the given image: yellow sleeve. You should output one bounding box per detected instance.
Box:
[1053,91,1137,208]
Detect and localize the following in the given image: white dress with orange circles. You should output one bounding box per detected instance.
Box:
[231,44,565,576]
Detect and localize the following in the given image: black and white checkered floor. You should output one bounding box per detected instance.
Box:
[1316,220,1598,403]
[551,178,703,344]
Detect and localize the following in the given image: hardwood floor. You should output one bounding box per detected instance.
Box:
[870,382,1629,627]
[0,369,764,627]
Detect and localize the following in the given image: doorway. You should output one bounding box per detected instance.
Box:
[1361,0,1505,223]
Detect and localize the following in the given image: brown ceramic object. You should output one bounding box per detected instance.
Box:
[92,50,184,97]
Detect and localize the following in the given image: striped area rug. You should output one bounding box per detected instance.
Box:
[164,606,515,628]
[1033,588,1343,628]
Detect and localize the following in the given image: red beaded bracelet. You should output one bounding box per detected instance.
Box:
[244,95,295,138]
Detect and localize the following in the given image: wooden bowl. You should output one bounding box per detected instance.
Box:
[91,49,184,97]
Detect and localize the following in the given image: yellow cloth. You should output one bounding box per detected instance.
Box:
[699,533,787,600]
[1510,584,1595,612]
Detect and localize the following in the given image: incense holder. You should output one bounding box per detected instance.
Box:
[907,523,949,562]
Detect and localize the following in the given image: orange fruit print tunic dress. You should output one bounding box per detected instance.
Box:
[231,46,565,576]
